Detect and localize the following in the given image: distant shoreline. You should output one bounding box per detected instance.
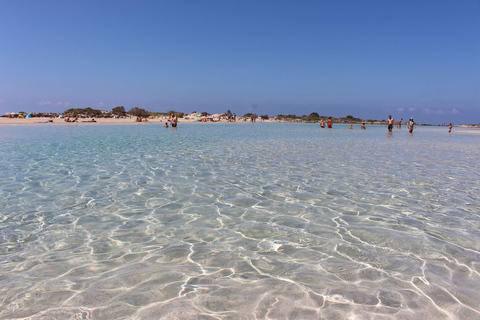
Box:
[0,116,271,126]
[1,117,479,129]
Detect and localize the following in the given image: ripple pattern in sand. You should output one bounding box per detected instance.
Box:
[0,123,479,319]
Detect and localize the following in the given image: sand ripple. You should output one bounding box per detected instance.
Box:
[0,123,479,319]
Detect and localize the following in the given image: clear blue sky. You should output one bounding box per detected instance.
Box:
[1,0,479,124]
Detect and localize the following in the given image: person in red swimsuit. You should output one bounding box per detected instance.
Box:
[327,117,332,128]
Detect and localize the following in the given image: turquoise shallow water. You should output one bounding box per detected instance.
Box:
[0,123,479,319]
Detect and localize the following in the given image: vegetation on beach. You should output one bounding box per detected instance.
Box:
[167,110,185,118]
[1,106,405,125]
[112,106,126,117]
[222,110,233,118]
[64,107,104,117]
[4,105,480,126]
[275,113,378,123]
[127,107,151,118]
[2,106,382,124]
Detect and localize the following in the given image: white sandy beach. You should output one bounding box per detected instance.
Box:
[0,116,257,126]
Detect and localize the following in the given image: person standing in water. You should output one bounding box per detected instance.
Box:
[448,123,452,133]
[361,123,366,130]
[397,118,403,129]
[171,114,178,127]
[408,118,415,133]
[387,115,394,132]
[327,117,332,129]
[320,119,325,128]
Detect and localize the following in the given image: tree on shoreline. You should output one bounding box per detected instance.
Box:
[222,110,233,118]
[167,110,184,118]
[304,112,320,121]
[128,107,151,118]
[112,106,126,117]
[64,107,102,117]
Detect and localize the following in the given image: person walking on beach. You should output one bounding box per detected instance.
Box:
[408,118,415,133]
[327,117,332,129]
[387,115,394,132]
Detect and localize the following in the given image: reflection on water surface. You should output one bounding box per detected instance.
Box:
[0,123,479,319]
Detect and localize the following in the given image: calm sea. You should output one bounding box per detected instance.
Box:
[0,123,479,319]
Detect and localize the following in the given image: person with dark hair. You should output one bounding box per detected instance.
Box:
[171,114,178,127]
[387,115,394,132]
[408,118,415,133]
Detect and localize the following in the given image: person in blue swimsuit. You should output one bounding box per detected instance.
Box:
[408,118,415,133]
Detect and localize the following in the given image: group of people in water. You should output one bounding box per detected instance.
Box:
[163,113,178,128]
[387,115,416,133]
[319,117,333,129]
[320,115,419,133]
[347,123,366,130]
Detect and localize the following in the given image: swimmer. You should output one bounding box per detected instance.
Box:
[348,124,353,129]
[163,122,169,128]
[361,123,366,130]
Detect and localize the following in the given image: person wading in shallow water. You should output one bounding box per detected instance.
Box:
[327,117,332,129]
[408,118,416,133]
[387,115,394,132]
[171,114,178,127]
[397,118,403,129]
